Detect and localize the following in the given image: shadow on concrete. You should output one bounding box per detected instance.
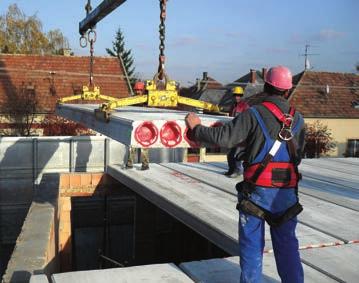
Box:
[74,138,92,172]
[0,139,59,282]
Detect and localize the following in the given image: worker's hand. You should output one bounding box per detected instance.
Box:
[185,112,201,130]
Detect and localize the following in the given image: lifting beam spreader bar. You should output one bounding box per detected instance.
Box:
[79,0,127,35]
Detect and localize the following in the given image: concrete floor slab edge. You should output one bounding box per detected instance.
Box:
[107,165,239,255]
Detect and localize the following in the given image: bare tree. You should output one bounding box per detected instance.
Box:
[5,82,39,136]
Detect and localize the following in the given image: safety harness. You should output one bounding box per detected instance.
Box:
[236,102,303,227]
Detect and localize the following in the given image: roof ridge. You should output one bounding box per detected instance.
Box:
[0,53,118,59]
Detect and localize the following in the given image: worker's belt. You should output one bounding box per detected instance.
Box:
[244,162,299,188]
[235,180,303,226]
[236,198,303,227]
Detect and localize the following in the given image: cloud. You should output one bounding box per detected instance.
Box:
[170,36,199,47]
[289,29,346,44]
[266,47,289,54]
[224,31,242,38]
[135,43,151,50]
[289,33,306,44]
[313,29,346,41]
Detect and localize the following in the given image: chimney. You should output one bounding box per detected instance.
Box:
[250,69,256,83]
[262,68,268,80]
[203,72,208,82]
[196,78,201,91]
[62,48,72,56]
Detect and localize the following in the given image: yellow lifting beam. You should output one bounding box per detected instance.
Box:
[57,79,223,122]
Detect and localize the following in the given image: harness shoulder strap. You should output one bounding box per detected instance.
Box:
[249,107,271,140]
[262,101,295,126]
[247,102,297,185]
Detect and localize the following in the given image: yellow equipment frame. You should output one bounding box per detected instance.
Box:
[58,78,222,122]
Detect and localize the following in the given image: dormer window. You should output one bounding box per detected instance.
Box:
[352,100,359,109]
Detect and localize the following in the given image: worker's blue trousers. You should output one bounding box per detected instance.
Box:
[238,211,304,283]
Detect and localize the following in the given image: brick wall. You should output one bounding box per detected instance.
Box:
[58,173,121,271]
[0,54,129,134]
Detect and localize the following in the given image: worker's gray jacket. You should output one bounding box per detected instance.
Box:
[193,94,305,164]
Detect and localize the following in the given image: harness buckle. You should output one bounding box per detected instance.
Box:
[279,113,294,141]
[279,128,293,141]
[283,113,294,127]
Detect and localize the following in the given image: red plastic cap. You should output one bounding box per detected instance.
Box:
[160,121,182,147]
[265,66,292,90]
[134,81,145,91]
[134,121,158,147]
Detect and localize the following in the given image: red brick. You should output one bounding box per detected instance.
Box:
[80,174,92,186]
[91,173,103,187]
[59,174,70,190]
[69,174,81,188]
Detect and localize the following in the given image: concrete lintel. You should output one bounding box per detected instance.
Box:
[55,104,231,148]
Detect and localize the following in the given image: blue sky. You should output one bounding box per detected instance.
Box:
[1,0,359,86]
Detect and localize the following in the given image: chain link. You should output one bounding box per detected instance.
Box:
[157,0,167,81]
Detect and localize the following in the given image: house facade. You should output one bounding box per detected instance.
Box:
[289,71,359,157]
[0,54,129,135]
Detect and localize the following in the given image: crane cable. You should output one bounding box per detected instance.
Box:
[80,0,135,96]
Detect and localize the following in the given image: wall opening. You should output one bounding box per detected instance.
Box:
[58,173,229,273]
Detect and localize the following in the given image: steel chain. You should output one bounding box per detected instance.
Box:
[157,0,167,80]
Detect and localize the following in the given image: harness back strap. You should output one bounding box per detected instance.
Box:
[262,101,298,158]
[262,101,295,126]
[245,102,298,187]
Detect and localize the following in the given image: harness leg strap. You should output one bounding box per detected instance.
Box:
[237,198,303,227]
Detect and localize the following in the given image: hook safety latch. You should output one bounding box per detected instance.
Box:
[278,114,294,141]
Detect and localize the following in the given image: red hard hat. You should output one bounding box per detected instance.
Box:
[265,66,293,90]
[134,81,145,91]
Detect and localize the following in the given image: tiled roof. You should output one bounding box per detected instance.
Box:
[289,71,359,118]
[205,76,223,89]
[0,54,128,113]
[179,75,224,102]
[227,70,265,98]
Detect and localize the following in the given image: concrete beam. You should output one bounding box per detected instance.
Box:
[55,104,231,148]
[179,254,339,283]
[51,263,193,283]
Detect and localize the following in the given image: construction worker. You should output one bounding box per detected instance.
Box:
[224,86,249,178]
[126,81,150,170]
[185,66,304,283]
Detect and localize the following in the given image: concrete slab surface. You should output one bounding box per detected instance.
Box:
[299,163,359,190]
[300,243,359,283]
[108,160,355,254]
[179,254,338,283]
[30,274,49,283]
[160,162,345,248]
[56,104,231,148]
[51,263,194,283]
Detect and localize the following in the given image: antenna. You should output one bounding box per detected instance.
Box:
[299,44,319,70]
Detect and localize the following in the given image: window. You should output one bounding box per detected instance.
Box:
[346,139,359,157]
